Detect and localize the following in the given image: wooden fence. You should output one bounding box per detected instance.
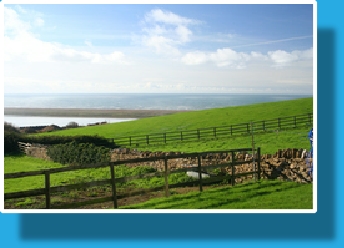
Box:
[112,113,313,147]
[4,148,261,209]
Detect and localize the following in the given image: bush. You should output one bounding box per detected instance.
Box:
[4,131,22,154]
[21,135,118,148]
[47,141,111,165]
[4,122,22,154]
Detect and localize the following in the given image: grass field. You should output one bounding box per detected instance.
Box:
[120,180,313,209]
[4,97,314,209]
[31,97,313,154]
[4,155,313,209]
[4,155,193,194]
[34,97,312,138]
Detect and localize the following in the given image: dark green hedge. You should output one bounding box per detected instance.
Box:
[47,142,111,165]
[4,123,22,154]
[4,131,22,154]
[20,135,118,148]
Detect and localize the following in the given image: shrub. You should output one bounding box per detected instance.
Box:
[4,122,22,154]
[47,141,111,165]
[4,131,22,154]
[21,135,118,148]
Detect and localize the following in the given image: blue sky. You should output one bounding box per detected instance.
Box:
[3,2,314,94]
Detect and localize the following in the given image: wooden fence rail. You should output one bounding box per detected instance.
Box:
[112,113,313,147]
[4,148,261,209]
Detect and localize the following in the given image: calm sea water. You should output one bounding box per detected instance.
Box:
[4,93,311,127]
[4,93,311,110]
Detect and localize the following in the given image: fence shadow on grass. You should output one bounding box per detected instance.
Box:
[19,29,334,241]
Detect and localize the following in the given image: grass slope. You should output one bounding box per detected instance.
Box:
[5,98,313,209]
[34,97,312,138]
[144,129,311,154]
[121,180,313,209]
[30,97,313,154]
[4,155,191,194]
[5,156,312,209]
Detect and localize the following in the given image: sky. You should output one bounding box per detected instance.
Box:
[3,2,315,94]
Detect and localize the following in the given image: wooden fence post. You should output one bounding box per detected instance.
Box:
[231,151,235,187]
[257,147,261,181]
[45,171,51,209]
[164,156,169,197]
[197,154,203,192]
[110,164,118,209]
[111,113,312,147]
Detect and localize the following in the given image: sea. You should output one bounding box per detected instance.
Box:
[4,93,312,127]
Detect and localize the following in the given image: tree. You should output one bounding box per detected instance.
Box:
[67,121,79,128]
[4,122,22,154]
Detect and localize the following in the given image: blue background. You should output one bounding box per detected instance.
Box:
[1,0,343,247]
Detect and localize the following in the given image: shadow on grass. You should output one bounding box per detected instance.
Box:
[4,152,26,158]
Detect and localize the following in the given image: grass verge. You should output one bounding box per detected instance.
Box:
[120,180,313,209]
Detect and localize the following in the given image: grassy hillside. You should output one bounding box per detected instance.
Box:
[146,129,311,154]
[34,97,312,138]
[4,97,314,209]
[121,180,313,209]
[31,97,313,154]
[4,155,312,209]
[4,155,192,194]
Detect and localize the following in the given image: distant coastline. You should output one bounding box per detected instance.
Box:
[4,107,189,118]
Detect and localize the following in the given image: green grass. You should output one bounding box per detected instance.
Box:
[4,155,64,174]
[29,97,313,154]
[4,155,193,194]
[120,180,313,209]
[4,155,107,193]
[4,156,313,209]
[144,128,311,154]
[33,97,312,138]
[4,98,314,209]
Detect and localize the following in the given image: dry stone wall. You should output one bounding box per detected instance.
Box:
[22,144,313,183]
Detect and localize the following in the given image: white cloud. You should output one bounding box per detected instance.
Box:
[268,50,298,65]
[181,48,251,68]
[34,17,45,27]
[268,47,313,67]
[4,6,313,95]
[4,6,129,65]
[141,9,198,56]
[144,9,197,26]
[142,35,181,56]
[175,25,192,43]
[181,51,208,65]
[292,47,313,60]
[84,40,93,47]
[4,7,31,34]
[250,51,268,60]
[182,47,312,69]
[209,48,250,67]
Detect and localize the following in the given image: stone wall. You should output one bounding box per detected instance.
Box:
[22,144,313,183]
